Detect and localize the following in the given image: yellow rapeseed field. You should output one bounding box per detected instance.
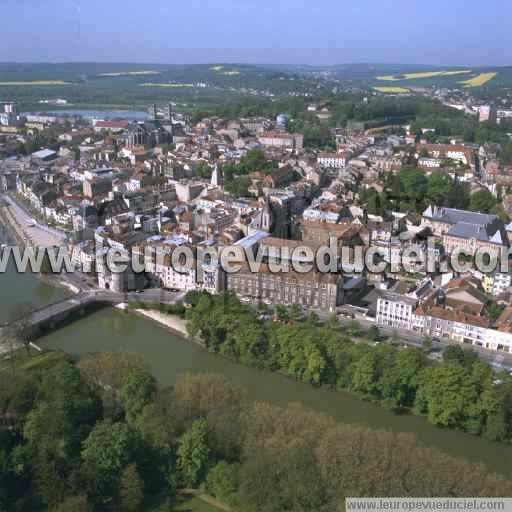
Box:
[459,72,497,87]
[373,86,411,94]
[376,70,471,81]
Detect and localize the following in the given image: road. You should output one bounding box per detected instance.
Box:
[250,300,512,373]
[1,194,66,248]
[332,313,512,373]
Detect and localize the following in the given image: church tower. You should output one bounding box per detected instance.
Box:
[165,102,173,121]
[211,164,223,187]
[149,104,158,120]
[261,197,273,233]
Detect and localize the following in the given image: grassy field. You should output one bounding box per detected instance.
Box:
[1,349,69,374]
[0,80,71,86]
[373,86,411,93]
[376,70,471,81]
[459,72,498,87]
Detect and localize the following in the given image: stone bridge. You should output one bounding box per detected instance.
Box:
[0,288,184,339]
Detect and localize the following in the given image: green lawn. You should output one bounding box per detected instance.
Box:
[1,349,69,374]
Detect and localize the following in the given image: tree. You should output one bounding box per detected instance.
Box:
[446,181,470,209]
[442,345,477,367]
[195,161,212,179]
[398,167,428,210]
[177,418,210,488]
[485,410,508,441]
[275,304,289,322]
[379,349,425,408]
[469,189,497,213]
[486,300,505,323]
[81,421,134,504]
[350,350,380,396]
[119,464,144,512]
[7,303,35,355]
[78,352,147,391]
[414,363,480,428]
[346,320,362,337]
[121,370,157,424]
[289,304,303,322]
[427,171,453,206]
[206,462,240,503]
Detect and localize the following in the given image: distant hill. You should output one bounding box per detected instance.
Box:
[1,62,511,110]
[0,62,325,110]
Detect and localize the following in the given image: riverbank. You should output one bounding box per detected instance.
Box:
[39,307,512,477]
[37,273,80,295]
[121,305,190,338]
[0,203,27,248]
[0,198,79,299]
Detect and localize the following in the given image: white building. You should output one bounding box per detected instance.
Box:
[376,290,512,352]
[317,152,349,169]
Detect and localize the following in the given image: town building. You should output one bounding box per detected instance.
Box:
[421,206,508,256]
[317,152,349,169]
[258,132,304,151]
[227,261,343,312]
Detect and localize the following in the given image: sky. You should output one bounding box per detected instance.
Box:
[1,0,511,66]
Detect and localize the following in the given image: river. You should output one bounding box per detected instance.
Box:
[1,226,512,477]
[0,226,67,323]
[24,109,150,121]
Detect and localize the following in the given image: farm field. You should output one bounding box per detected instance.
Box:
[376,70,471,81]
[459,72,497,87]
[373,86,411,93]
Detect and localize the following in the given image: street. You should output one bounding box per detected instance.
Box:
[1,193,67,248]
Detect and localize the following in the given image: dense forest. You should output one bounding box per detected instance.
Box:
[1,346,512,512]
[186,292,512,443]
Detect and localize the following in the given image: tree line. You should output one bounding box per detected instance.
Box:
[186,292,512,444]
[1,348,512,512]
[360,167,509,221]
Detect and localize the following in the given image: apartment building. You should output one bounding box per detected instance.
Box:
[227,261,343,312]
[376,284,512,352]
[317,151,349,169]
[422,206,508,256]
[415,143,476,172]
[133,241,225,293]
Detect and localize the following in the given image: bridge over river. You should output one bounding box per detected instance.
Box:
[0,288,185,341]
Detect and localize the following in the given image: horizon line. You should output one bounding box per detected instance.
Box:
[0,60,510,69]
